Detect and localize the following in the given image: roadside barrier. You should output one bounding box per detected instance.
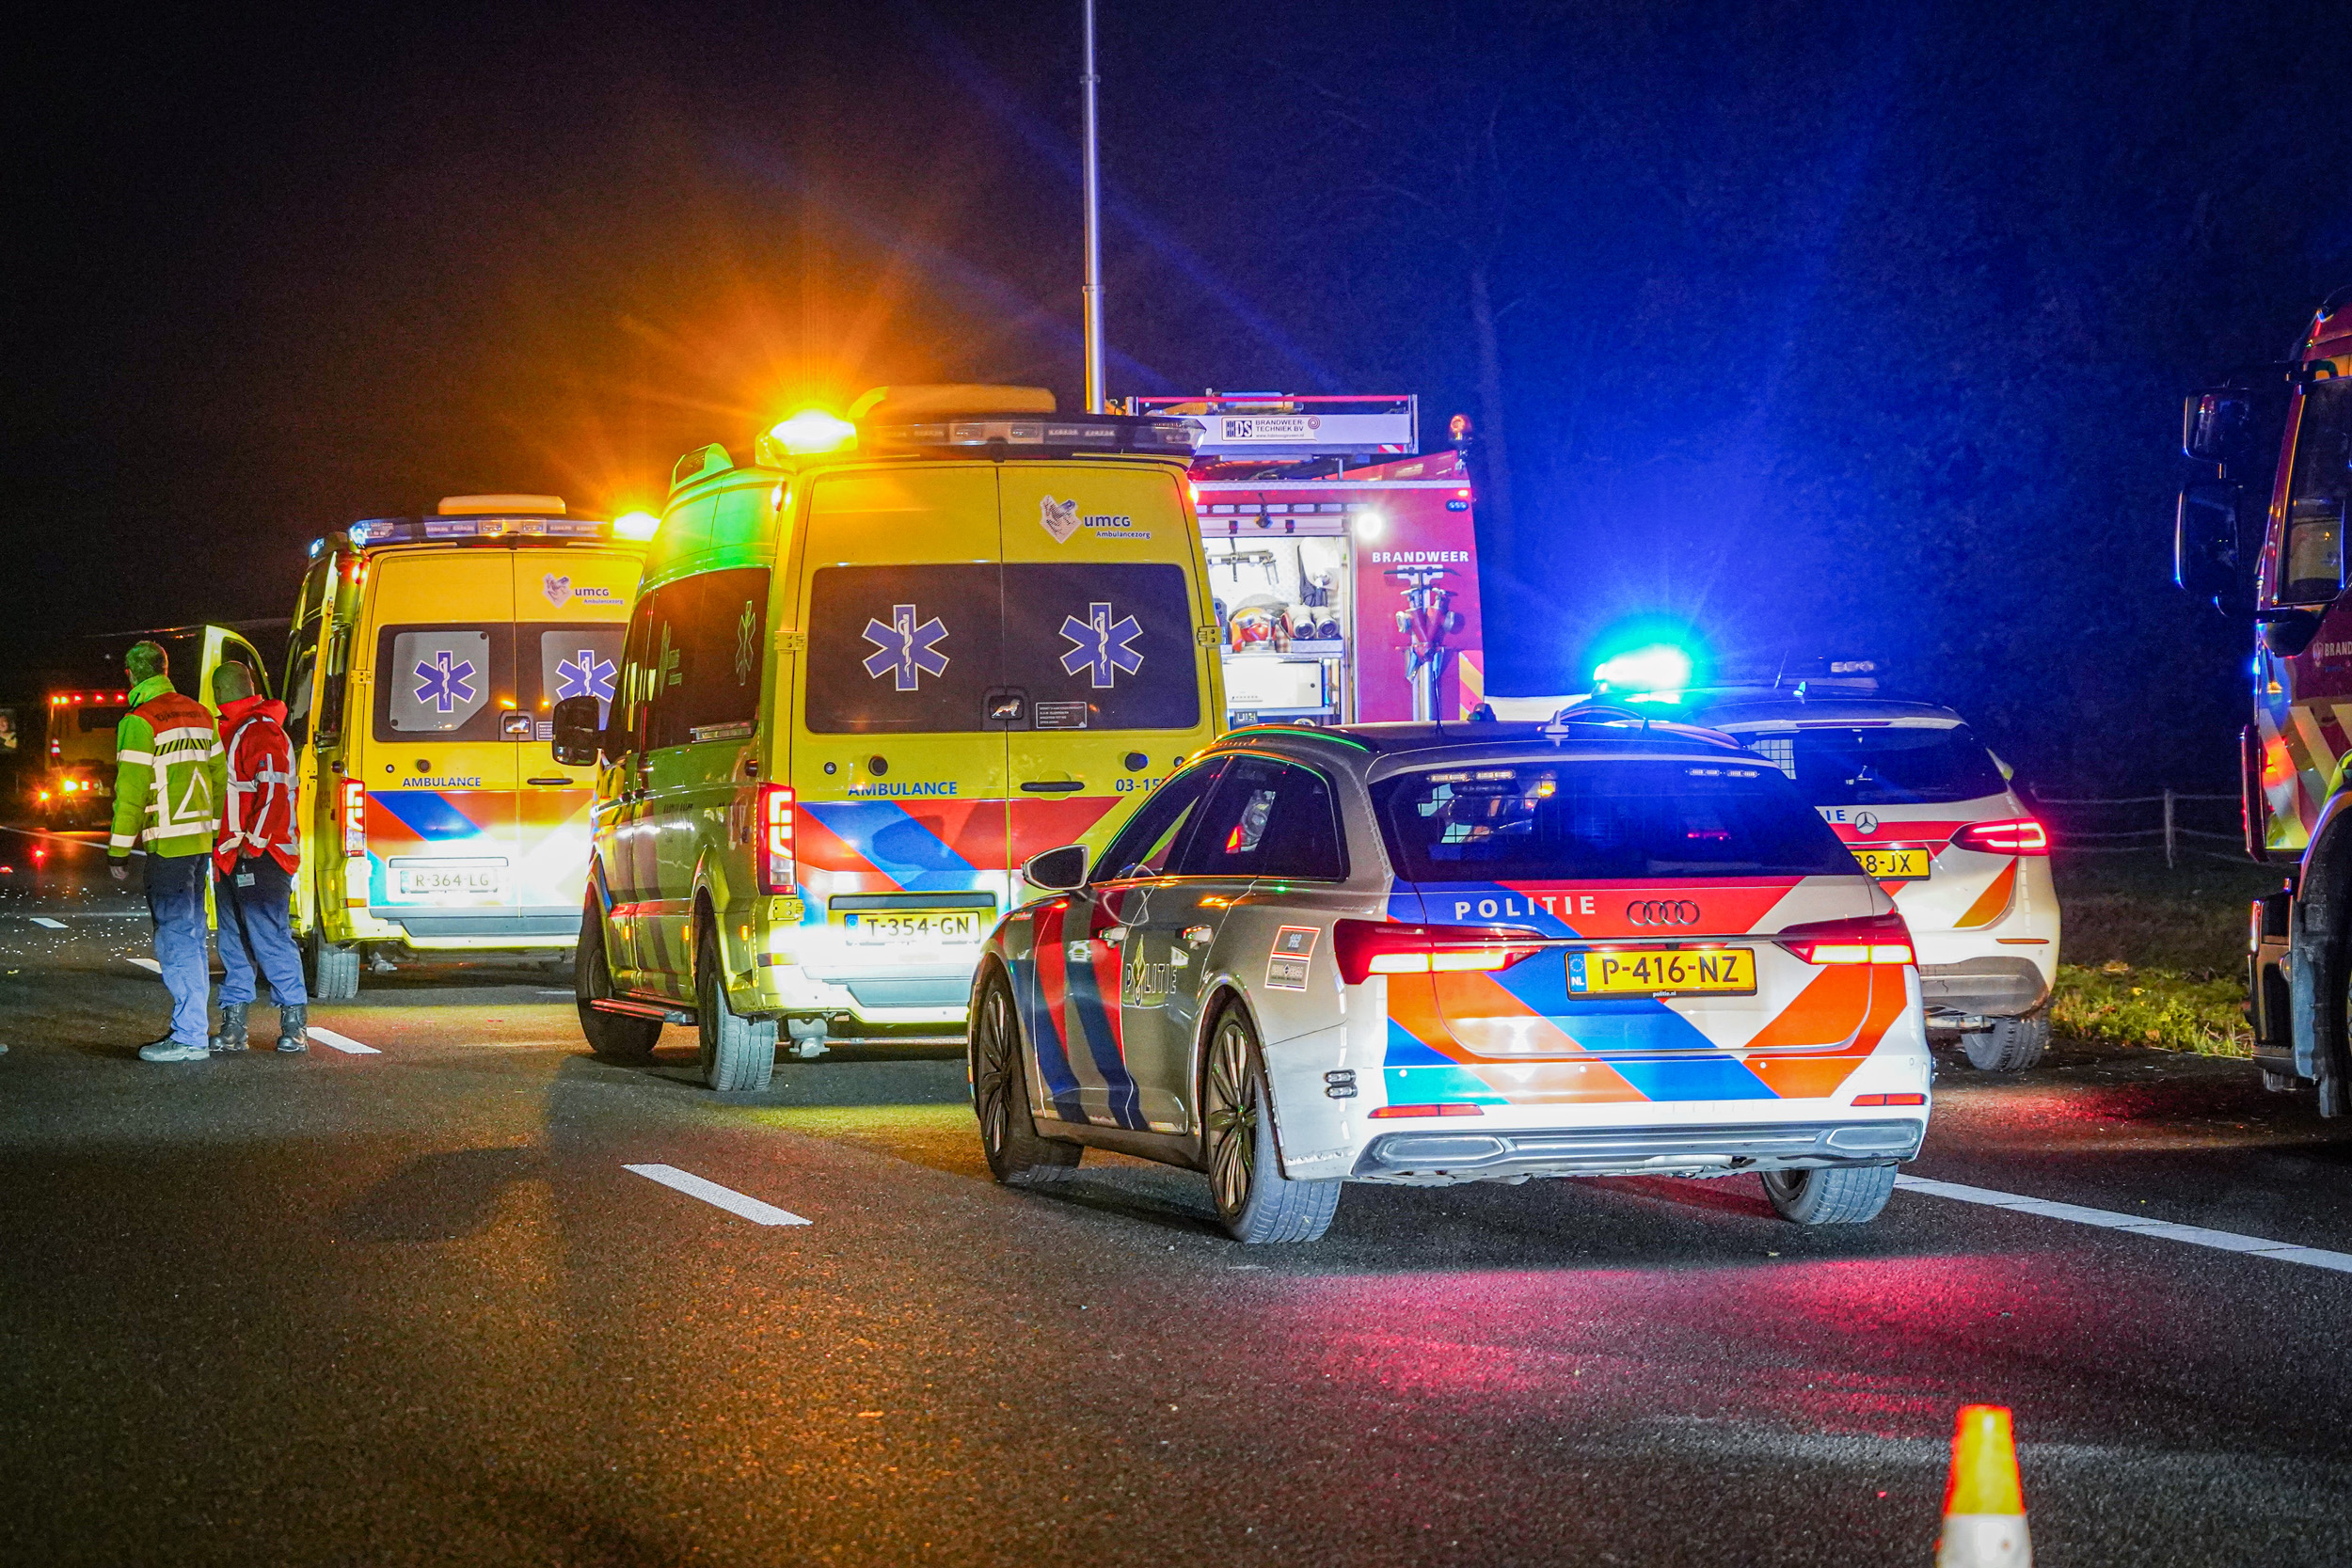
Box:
[2032,790,2237,867]
[1934,1403,2030,1567]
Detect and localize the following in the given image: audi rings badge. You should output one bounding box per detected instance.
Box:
[1625,899,1702,927]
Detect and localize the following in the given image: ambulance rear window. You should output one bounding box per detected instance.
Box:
[803,562,1199,734]
[1376,760,1854,881]
[1743,724,2006,805]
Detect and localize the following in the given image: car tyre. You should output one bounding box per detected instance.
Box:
[695,920,775,1092]
[1201,1004,1340,1244]
[1761,1164,1897,1225]
[970,969,1082,1186]
[308,925,359,1002]
[1962,1011,2050,1072]
[576,894,659,1062]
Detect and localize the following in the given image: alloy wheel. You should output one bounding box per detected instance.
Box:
[1203,1018,1258,1216]
[976,984,1015,1160]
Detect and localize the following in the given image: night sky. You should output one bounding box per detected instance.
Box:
[14,0,2352,790]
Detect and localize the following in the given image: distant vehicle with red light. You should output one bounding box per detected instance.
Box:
[31,625,277,829]
[970,714,1931,1243]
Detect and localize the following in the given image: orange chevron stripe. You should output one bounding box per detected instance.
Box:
[1954,859,2018,929]
[1743,967,1906,1100]
[1739,964,1872,1050]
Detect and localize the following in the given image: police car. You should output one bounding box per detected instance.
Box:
[1493,663,2059,1073]
[968,713,1932,1243]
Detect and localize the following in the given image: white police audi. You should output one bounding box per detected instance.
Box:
[967,716,1931,1243]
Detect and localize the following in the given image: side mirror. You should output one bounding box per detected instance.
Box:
[2175,480,2248,611]
[550,696,604,767]
[2184,389,2254,465]
[1021,844,1088,894]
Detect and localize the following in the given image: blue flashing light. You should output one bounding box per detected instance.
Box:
[1592,643,1693,696]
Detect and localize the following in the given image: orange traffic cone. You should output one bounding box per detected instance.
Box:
[1935,1404,2031,1567]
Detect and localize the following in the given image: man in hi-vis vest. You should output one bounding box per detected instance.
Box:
[108,641,227,1062]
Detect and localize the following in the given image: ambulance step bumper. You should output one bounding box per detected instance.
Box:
[375,911,581,940]
[1354,1119,1925,1180]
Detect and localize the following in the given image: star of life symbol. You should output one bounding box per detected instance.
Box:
[554,648,616,705]
[862,604,949,691]
[1059,602,1143,689]
[412,648,478,714]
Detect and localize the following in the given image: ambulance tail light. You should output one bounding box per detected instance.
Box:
[1333,920,1547,985]
[342,782,366,856]
[1951,817,2050,855]
[756,784,797,894]
[1775,911,1915,966]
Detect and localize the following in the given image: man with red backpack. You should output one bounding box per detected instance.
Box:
[210,662,308,1053]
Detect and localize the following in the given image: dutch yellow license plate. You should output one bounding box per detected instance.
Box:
[1851,846,1930,879]
[1569,947,1756,996]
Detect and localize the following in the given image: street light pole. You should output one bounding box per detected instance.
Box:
[1080,0,1105,413]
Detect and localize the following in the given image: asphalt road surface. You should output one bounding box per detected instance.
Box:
[7,827,2352,1566]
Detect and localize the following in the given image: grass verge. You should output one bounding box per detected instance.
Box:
[2046,851,2273,1058]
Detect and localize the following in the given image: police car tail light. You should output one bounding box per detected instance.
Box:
[1774,911,1915,966]
[756,784,797,894]
[342,782,366,856]
[1333,920,1546,985]
[1951,816,2050,855]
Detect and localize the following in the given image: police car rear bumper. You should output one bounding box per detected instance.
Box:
[1917,957,2047,1020]
[1350,1118,1925,1183]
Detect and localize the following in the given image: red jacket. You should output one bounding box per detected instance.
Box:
[215,695,299,875]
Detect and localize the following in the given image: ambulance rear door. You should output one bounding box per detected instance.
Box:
[359,549,522,936]
[995,461,1216,868]
[512,547,634,937]
[791,466,1013,983]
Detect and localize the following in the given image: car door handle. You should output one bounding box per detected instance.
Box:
[525,776,572,786]
[1022,780,1083,793]
[1184,926,1213,945]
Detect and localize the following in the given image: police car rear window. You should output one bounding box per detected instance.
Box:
[1740,724,2005,806]
[1375,761,1855,881]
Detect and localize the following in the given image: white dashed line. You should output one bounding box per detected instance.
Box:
[126,957,160,974]
[307,1026,382,1056]
[1898,1175,2352,1274]
[624,1164,810,1227]
[29,918,64,929]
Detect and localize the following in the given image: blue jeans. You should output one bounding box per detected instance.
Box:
[144,853,212,1045]
[216,857,308,1008]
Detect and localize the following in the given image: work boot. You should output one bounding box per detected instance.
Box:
[138,1037,210,1063]
[277,1005,309,1053]
[210,1002,248,1053]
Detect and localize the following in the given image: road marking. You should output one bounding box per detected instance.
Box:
[29,918,64,929]
[307,1026,382,1056]
[623,1164,810,1227]
[126,957,160,974]
[1898,1174,2352,1274]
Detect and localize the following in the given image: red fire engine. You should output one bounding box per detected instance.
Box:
[1130,394,1487,726]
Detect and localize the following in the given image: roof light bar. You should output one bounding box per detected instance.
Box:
[861,413,1196,457]
[342,515,617,548]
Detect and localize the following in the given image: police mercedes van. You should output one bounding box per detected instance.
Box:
[552,387,1222,1090]
[286,496,649,998]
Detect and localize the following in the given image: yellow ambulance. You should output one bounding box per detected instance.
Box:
[287,496,649,997]
[551,388,1221,1089]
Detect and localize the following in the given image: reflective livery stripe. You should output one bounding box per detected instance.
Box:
[1009,896,1144,1129]
[794,796,1123,917]
[1381,878,1909,1104]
